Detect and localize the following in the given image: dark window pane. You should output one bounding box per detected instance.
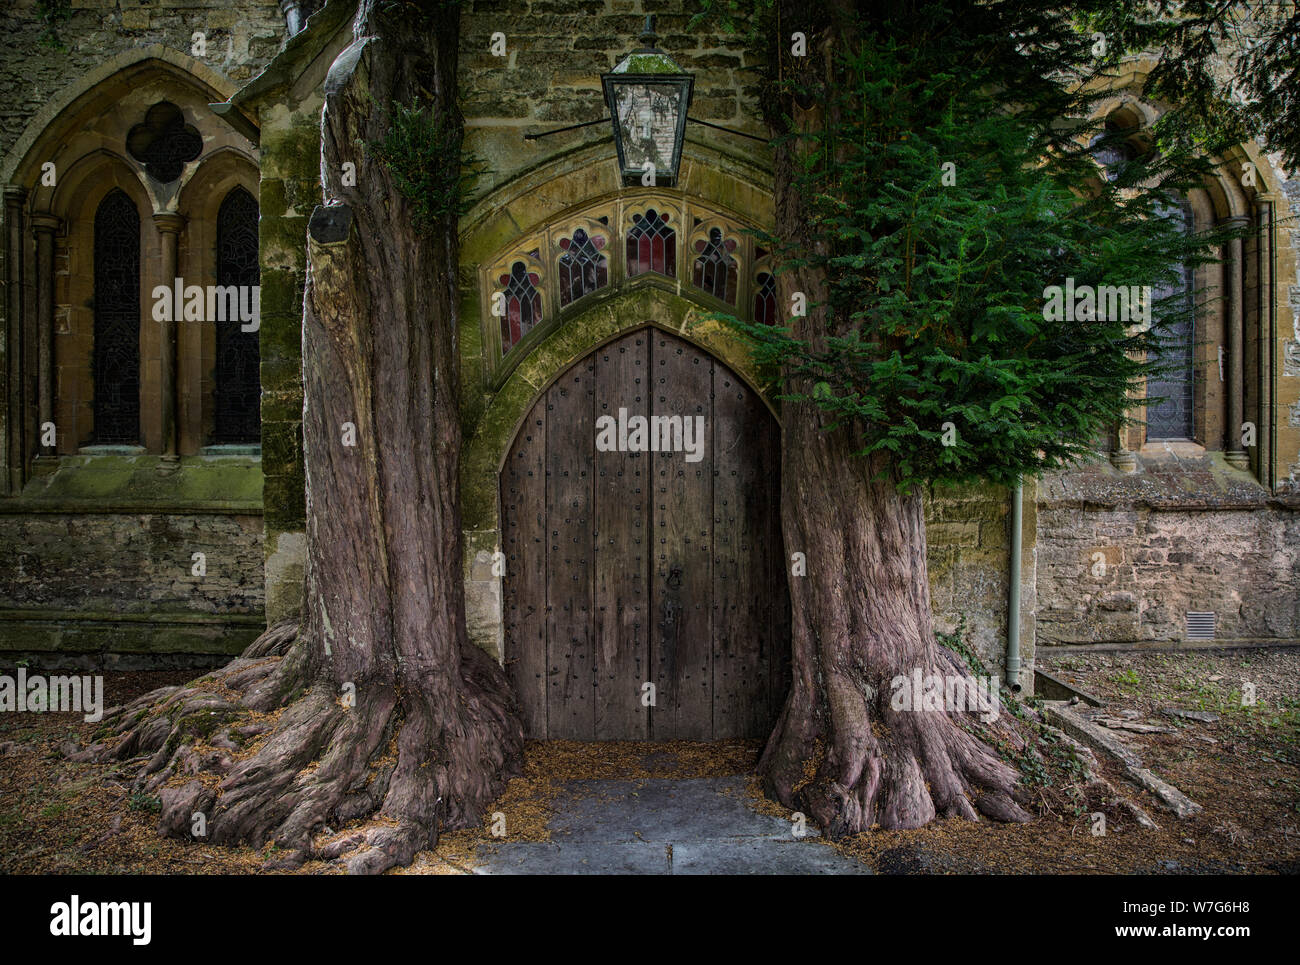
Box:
[754,272,777,325]
[93,189,140,444]
[126,101,203,184]
[213,186,261,443]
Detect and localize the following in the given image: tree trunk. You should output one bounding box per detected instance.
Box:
[84,0,524,874]
[756,0,1029,837]
[759,422,1031,834]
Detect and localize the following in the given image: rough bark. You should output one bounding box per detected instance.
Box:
[758,431,1033,835]
[756,0,1031,837]
[83,0,524,873]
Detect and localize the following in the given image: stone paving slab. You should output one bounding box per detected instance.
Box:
[669,839,871,875]
[473,841,670,875]
[472,776,870,875]
[544,776,801,843]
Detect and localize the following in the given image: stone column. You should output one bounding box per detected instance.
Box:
[3,186,25,495]
[1223,214,1250,469]
[154,213,184,469]
[31,213,60,472]
[1109,419,1136,471]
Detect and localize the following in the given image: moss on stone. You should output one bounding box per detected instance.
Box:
[258,124,323,175]
[258,178,288,220]
[262,474,306,530]
[613,52,685,74]
[12,454,262,506]
[0,618,259,656]
[258,215,310,263]
[259,356,303,393]
[257,268,302,319]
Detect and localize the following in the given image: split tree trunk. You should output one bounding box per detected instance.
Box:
[755,0,1029,837]
[87,0,523,873]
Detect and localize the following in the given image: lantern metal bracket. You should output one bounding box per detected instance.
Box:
[686,117,768,143]
[523,117,611,141]
[524,115,766,145]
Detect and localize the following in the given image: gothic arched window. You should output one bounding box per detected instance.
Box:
[558,228,608,307]
[692,226,738,304]
[92,189,140,444]
[499,261,542,356]
[626,208,675,278]
[1145,201,1195,440]
[214,186,261,443]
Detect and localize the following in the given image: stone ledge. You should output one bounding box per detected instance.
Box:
[2,452,263,512]
[1038,494,1300,512]
[0,610,263,663]
[1037,450,1298,512]
[1040,638,1300,653]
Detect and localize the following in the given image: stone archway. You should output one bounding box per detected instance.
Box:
[499,325,790,740]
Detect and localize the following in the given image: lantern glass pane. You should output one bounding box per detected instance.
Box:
[613,82,684,175]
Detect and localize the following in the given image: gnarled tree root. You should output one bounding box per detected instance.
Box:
[759,646,1035,838]
[77,622,524,874]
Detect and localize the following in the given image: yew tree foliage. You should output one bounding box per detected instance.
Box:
[703,0,1252,490]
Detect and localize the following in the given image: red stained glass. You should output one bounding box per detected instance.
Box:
[499,261,542,356]
[626,208,675,279]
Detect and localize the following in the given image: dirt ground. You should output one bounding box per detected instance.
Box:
[1,648,1296,874]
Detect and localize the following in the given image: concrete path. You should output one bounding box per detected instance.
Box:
[472,776,871,875]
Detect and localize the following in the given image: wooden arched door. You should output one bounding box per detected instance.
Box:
[501,327,790,740]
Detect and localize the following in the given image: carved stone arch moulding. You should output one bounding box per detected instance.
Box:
[478,192,769,388]
[0,48,237,188]
[460,289,779,540]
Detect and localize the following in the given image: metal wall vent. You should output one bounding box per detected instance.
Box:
[1186,611,1217,641]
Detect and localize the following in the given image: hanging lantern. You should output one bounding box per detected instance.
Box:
[601,16,694,187]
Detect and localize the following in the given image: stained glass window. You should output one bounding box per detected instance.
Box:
[93,189,141,445]
[1146,202,1195,440]
[500,261,542,356]
[558,228,608,307]
[692,226,738,304]
[626,208,675,278]
[214,186,261,443]
[754,272,777,326]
